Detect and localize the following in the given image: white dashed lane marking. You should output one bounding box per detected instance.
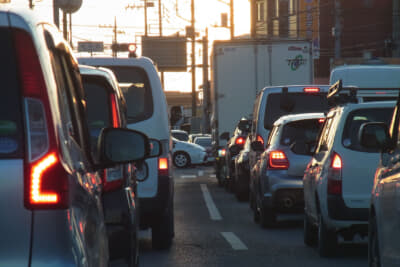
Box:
[180,175,197,179]
[221,232,248,250]
[200,184,222,221]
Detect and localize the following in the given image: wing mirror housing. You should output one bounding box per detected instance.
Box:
[359,122,392,151]
[97,128,149,168]
[251,140,265,152]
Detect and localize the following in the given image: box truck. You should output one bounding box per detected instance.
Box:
[210,38,314,147]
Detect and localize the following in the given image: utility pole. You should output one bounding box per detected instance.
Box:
[230,0,234,39]
[69,13,73,47]
[191,0,196,117]
[202,28,210,133]
[159,0,165,89]
[29,0,33,9]
[62,11,68,41]
[53,0,60,28]
[144,0,148,36]
[113,17,117,57]
[334,0,341,59]
[393,0,400,57]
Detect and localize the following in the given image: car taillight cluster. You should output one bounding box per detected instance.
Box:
[158,157,169,176]
[15,29,69,209]
[327,152,342,195]
[267,150,289,170]
[235,137,245,145]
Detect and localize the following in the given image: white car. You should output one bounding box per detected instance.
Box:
[172,137,207,168]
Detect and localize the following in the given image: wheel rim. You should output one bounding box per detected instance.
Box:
[175,153,187,167]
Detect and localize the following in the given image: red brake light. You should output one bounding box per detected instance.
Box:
[15,29,69,209]
[318,118,325,123]
[327,152,342,195]
[218,148,226,157]
[256,135,264,145]
[268,150,289,170]
[303,87,320,93]
[110,94,120,128]
[331,153,342,169]
[235,137,245,145]
[159,157,169,176]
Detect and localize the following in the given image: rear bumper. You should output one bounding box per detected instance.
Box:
[327,195,369,221]
[261,171,304,212]
[139,175,174,228]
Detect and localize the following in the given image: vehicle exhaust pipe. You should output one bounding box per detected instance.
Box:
[283,197,294,209]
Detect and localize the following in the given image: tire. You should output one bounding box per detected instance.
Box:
[173,152,190,168]
[368,213,381,267]
[317,214,337,257]
[152,203,174,250]
[260,204,276,228]
[303,214,317,247]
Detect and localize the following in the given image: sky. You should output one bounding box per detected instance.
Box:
[5,0,250,92]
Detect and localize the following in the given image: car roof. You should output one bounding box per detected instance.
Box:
[337,100,397,110]
[260,85,330,95]
[78,56,156,69]
[273,112,325,126]
[171,129,188,134]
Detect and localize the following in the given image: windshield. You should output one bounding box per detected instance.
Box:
[103,66,153,123]
[264,93,329,129]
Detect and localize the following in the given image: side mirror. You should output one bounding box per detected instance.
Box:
[229,144,241,156]
[359,122,391,151]
[148,139,162,158]
[98,128,149,167]
[220,132,230,141]
[251,141,265,152]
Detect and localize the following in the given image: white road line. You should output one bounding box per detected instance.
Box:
[200,184,222,220]
[180,175,197,179]
[198,170,204,176]
[221,232,248,250]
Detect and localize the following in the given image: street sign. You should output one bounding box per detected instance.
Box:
[77,41,104,53]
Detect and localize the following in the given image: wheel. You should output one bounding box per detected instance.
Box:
[317,214,337,257]
[152,203,174,250]
[173,152,190,168]
[259,204,276,228]
[303,214,317,247]
[369,213,381,267]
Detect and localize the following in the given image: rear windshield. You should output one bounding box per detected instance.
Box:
[264,93,328,129]
[104,66,153,124]
[280,119,323,155]
[342,107,393,152]
[82,76,112,154]
[0,28,24,158]
[195,138,212,147]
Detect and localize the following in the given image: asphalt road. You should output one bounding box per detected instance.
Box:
[139,165,368,267]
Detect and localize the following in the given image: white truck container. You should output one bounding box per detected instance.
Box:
[210,39,314,146]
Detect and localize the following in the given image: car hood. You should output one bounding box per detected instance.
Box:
[174,140,206,152]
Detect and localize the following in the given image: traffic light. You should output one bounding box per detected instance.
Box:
[111,42,137,57]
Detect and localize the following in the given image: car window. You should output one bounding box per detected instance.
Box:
[280,119,323,155]
[0,27,24,158]
[81,76,112,156]
[106,66,153,124]
[264,93,328,130]
[315,115,335,153]
[172,132,189,141]
[195,138,212,147]
[267,125,279,147]
[342,108,393,152]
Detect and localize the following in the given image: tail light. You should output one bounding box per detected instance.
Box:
[318,118,325,124]
[267,150,289,170]
[327,152,342,195]
[110,93,120,128]
[235,137,245,145]
[256,135,264,145]
[218,148,226,157]
[15,29,69,209]
[303,87,320,93]
[158,157,169,176]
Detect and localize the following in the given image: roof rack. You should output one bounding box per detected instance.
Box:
[327,80,358,105]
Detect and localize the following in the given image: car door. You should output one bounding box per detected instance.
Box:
[48,47,108,266]
[377,105,400,264]
[303,112,336,221]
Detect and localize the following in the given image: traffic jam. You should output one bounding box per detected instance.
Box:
[1,1,399,267]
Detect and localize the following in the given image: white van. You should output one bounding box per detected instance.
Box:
[329,65,400,101]
[78,57,174,249]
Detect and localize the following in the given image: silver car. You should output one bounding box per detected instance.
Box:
[250,113,325,228]
[0,8,150,266]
